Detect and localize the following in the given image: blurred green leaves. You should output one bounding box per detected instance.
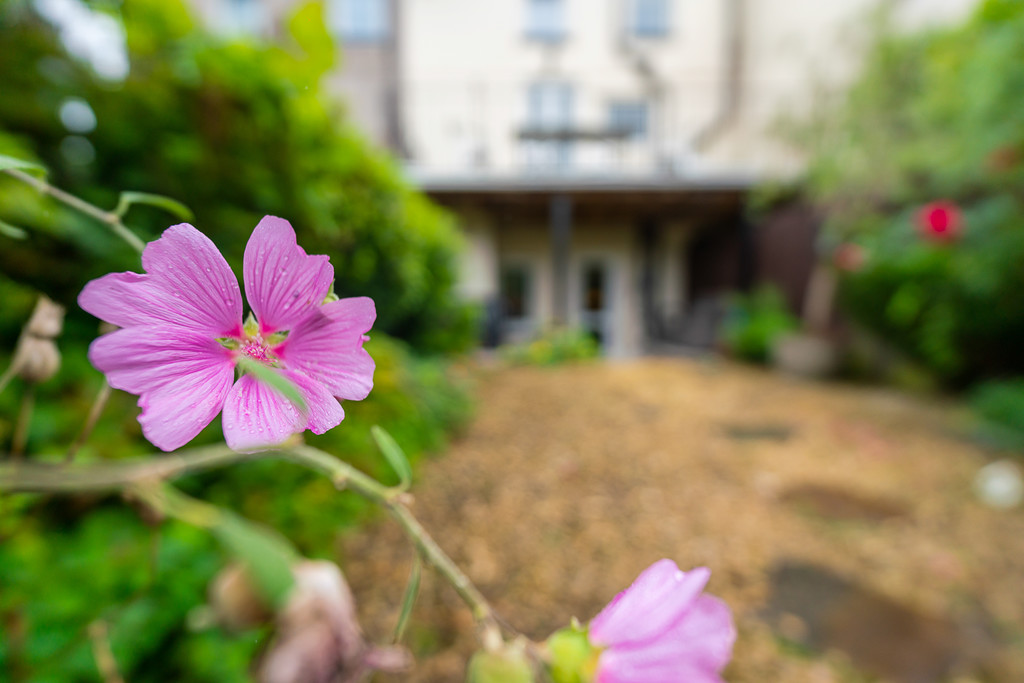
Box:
[0,154,45,176]
[785,0,1024,385]
[372,424,413,490]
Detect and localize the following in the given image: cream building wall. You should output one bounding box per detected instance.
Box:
[187,0,979,357]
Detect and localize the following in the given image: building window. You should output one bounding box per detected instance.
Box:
[628,0,669,38]
[527,82,573,131]
[220,0,269,36]
[525,0,566,42]
[608,101,649,139]
[501,266,532,319]
[524,81,574,169]
[328,0,390,42]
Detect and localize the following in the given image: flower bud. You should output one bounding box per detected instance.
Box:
[544,626,595,683]
[208,563,273,632]
[13,337,61,383]
[259,560,411,683]
[467,640,535,683]
[25,296,64,338]
[10,296,64,384]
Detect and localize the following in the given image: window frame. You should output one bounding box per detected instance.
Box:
[627,0,670,39]
[607,100,650,139]
[524,0,568,43]
[327,0,391,44]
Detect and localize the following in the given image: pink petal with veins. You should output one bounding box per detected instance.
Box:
[145,223,243,336]
[243,216,334,334]
[590,561,710,648]
[277,297,375,401]
[284,369,346,435]
[88,326,235,451]
[221,373,305,452]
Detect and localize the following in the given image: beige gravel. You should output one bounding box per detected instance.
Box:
[341,357,1024,682]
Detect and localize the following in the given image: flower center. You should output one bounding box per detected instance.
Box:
[242,337,274,363]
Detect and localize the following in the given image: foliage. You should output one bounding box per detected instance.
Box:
[0,278,472,680]
[500,327,600,366]
[969,379,1024,451]
[720,286,800,364]
[0,1,478,678]
[784,0,1024,386]
[0,0,476,355]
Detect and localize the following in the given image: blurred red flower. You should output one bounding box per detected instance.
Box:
[916,201,962,242]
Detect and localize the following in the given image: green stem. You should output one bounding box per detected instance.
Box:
[66,381,113,462]
[11,385,34,459]
[0,443,502,637]
[3,168,146,254]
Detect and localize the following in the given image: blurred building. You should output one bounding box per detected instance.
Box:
[192,0,976,356]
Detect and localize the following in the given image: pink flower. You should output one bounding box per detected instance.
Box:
[916,201,962,242]
[588,560,735,683]
[79,216,375,452]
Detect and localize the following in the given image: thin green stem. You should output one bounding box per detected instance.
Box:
[0,364,15,396]
[11,385,34,459]
[3,168,146,254]
[66,381,113,462]
[0,442,503,639]
[0,444,247,492]
[87,620,125,683]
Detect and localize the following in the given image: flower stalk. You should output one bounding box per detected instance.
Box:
[2,168,146,254]
[0,442,502,639]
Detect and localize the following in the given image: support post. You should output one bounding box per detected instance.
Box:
[550,195,573,324]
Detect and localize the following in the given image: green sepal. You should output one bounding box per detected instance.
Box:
[243,312,260,338]
[323,280,339,304]
[545,625,597,683]
[265,330,289,346]
[217,337,241,350]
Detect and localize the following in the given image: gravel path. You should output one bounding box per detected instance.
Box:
[342,358,1024,682]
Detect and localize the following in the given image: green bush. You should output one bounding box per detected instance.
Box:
[0,286,473,680]
[0,1,477,679]
[720,286,800,364]
[969,378,1024,450]
[0,0,476,354]
[786,0,1024,386]
[500,327,600,366]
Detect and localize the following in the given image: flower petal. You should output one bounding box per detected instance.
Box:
[276,298,375,401]
[589,561,710,648]
[89,326,233,394]
[136,223,243,335]
[222,373,305,452]
[595,653,725,683]
[79,272,165,329]
[285,370,345,435]
[88,326,235,451]
[594,596,734,683]
[243,216,334,334]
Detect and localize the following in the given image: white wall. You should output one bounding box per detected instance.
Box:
[400,0,978,180]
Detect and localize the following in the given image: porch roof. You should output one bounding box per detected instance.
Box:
[409,171,755,216]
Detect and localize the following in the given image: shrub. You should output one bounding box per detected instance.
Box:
[500,327,601,366]
[784,0,1024,386]
[969,378,1024,450]
[720,286,800,364]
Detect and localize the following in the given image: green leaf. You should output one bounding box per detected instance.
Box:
[114,191,194,221]
[371,425,412,490]
[0,154,46,176]
[211,512,297,609]
[392,554,421,643]
[235,356,307,414]
[0,219,28,239]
